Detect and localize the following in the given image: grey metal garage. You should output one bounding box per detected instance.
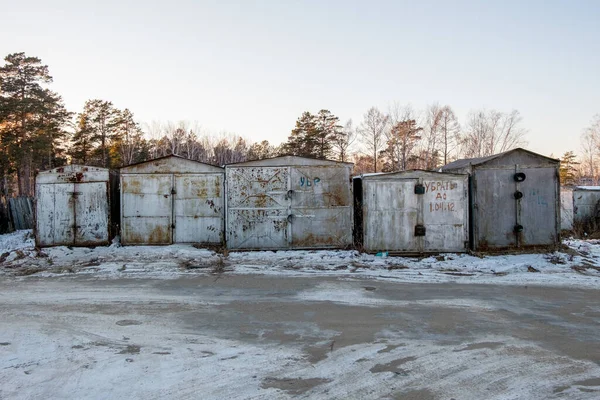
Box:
[441,148,560,250]
[225,156,353,250]
[354,170,469,254]
[120,155,224,245]
[35,165,110,247]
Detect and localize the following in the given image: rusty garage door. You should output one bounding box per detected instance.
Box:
[226,167,290,249]
[121,173,224,245]
[290,166,352,248]
[36,182,109,247]
[121,174,173,245]
[226,165,352,250]
[173,174,223,244]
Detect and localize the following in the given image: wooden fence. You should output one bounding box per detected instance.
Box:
[0,196,34,234]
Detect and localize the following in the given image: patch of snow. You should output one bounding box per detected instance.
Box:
[0,230,34,253]
[1,230,600,288]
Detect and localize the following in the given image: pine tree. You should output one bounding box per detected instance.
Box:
[384,119,423,171]
[70,112,94,164]
[313,109,342,159]
[0,52,70,195]
[111,109,146,167]
[80,99,117,167]
[284,111,318,157]
[283,110,342,159]
[560,151,579,185]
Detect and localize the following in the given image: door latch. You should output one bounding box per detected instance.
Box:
[414,225,426,236]
[414,184,425,194]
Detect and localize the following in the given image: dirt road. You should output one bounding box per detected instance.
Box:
[1,274,600,399]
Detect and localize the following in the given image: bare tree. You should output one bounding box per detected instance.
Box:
[460,109,527,158]
[420,103,442,169]
[580,114,600,183]
[332,119,357,162]
[359,107,389,172]
[437,105,460,165]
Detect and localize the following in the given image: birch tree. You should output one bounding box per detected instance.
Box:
[358,107,388,172]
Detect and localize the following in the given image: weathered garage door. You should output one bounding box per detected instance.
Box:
[290,166,352,248]
[363,180,419,252]
[422,178,467,252]
[121,174,173,245]
[473,168,518,249]
[36,182,109,247]
[227,165,353,250]
[173,174,224,243]
[226,167,290,249]
[122,173,225,245]
[75,182,109,245]
[518,167,559,246]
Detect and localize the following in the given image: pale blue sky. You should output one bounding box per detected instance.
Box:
[1,0,599,157]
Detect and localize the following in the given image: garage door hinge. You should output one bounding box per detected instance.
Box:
[171,223,176,229]
[171,188,176,195]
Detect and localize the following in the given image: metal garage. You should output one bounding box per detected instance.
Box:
[120,155,224,245]
[225,156,353,250]
[572,186,600,228]
[35,165,110,247]
[441,148,560,250]
[354,170,469,254]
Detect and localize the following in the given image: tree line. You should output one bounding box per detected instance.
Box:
[1,52,594,197]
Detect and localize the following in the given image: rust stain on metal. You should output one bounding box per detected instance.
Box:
[148,226,169,244]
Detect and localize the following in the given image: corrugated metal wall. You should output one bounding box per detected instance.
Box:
[35,165,110,247]
[225,156,353,250]
[357,171,469,254]
[120,156,224,246]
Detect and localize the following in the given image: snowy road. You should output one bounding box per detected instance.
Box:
[1,274,600,399]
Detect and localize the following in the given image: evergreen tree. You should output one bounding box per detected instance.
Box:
[284,111,318,157]
[283,110,342,159]
[0,52,70,195]
[247,140,275,160]
[111,109,146,167]
[81,99,118,167]
[70,112,94,164]
[560,151,579,185]
[314,109,343,159]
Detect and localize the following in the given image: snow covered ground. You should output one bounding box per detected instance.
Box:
[1,230,600,288]
[2,231,600,399]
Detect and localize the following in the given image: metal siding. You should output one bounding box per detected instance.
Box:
[473,169,517,249]
[120,156,223,174]
[74,182,110,245]
[518,168,559,245]
[290,166,352,248]
[36,183,70,247]
[361,173,468,253]
[121,174,173,245]
[35,165,109,185]
[422,176,469,252]
[573,189,600,223]
[173,174,224,244]
[226,167,290,249]
[363,180,419,252]
[561,188,573,230]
